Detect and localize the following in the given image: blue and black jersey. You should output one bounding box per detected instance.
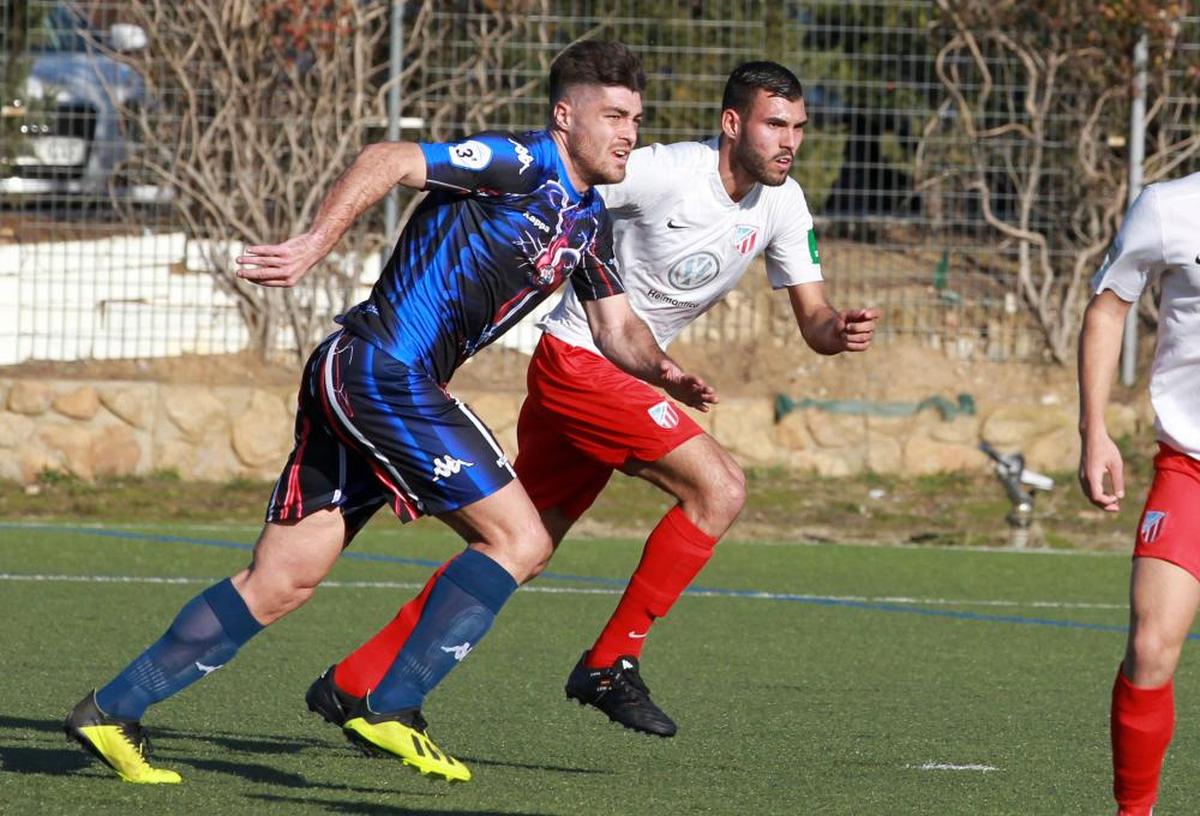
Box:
[339,130,623,384]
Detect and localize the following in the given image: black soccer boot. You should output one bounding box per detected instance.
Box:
[305,665,363,728]
[564,652,677,737]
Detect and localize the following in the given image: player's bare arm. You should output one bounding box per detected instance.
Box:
[582,294,718,411]
[786,281,878,354]
[1077,289,1132,512]
[235,142,427,288]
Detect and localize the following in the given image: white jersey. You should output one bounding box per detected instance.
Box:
[1091,172,1200,459]
[537,137,823,353]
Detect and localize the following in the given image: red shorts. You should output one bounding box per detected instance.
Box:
[515,333,704,520]
[1133,444,1200,580]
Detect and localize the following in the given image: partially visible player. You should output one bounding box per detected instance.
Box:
[1078,172,1200,816]
[63,40,717,785]
[305,61,877,739]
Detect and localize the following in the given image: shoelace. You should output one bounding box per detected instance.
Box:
[611,667,653,703]
[120,722,154,761]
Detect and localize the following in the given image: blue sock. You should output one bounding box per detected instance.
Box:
[369,549,518,713]
[96,578,263,720]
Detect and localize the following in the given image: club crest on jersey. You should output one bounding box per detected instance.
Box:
[449,140,492,171]
[667,251,721,290]
[732,225,758,256]
[432,455,474,482]
[647,400,679,430]
[1141,510,1167,544]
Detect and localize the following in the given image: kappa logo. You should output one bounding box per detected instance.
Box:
[449,139,492,171]
[432,455,475,482]
[732,224,758,256]
[508,138,534,175]
[441,641,474,661]
[647,400,679,430]
[523,211,551,233]
[1141,510,1168,544]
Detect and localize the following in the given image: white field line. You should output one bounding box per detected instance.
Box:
[911,762,1000,773]
[0,572,1127,610]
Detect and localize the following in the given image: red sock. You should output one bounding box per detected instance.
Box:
[586,506,717,668]
[332,557,455,698]
[1112,668,1174,813]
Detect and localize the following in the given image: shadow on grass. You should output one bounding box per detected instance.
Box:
[458,755,610,775]
[246,792,555,815]
[0,714,320,756]
[0,744,93,776]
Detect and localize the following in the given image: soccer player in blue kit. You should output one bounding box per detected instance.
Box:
[64,41,715,785]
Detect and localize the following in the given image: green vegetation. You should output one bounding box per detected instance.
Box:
[0,443,1153,551]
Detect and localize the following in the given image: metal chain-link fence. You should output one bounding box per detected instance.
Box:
[2,1,1198,374]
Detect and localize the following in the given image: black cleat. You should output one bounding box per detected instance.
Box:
[565,653,677,737]
[305,665,363,728]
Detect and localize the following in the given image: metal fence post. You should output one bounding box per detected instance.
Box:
[1121,32,1148,387]
[384,0,405,243]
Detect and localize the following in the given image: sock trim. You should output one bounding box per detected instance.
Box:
[202,578,263,646]
[662,505,718,550]
[442,549,518,614]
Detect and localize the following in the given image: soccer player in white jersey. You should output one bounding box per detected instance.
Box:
[299,61,879,740]
[1078,171,1200,816]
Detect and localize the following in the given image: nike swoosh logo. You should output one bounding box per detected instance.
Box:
[628,631,648,639]
[667,219,687,229]
[195,662,222,675]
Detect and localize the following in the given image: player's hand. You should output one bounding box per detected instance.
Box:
[837,308,879,352]
[1078,431,1125,512]
[659,359,718,412]
[235,233,327,287]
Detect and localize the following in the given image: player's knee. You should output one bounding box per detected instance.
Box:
[518,525,555,582]
[1127,628,1183,684]
[485,520,554,584]
[240,569,319,624]
[703,459,746,526]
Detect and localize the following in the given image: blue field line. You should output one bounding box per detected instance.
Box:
[2,521,1173,639]
[0,521,631,585]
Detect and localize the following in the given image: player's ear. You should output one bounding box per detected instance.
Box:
[552,98,572,132]
[721,107,740,140]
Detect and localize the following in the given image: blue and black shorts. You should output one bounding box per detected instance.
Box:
[266,330,515,535]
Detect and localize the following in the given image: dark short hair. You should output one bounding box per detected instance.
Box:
[549,40,646,105]
[721,61,803,115]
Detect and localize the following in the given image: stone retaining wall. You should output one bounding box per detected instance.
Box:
[0,377,1153,483]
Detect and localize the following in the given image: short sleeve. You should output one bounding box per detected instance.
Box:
[597,142,684,215]
[421,131,544,196]
[569,211,625,301]
[1091,186,1165,302]
[764,182,824,289]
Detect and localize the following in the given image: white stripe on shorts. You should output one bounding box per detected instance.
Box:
[320,334,423,508]
[454,398,516,476]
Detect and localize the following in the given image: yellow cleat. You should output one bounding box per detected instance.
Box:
[342,696,471,783]
[65,691,183,784]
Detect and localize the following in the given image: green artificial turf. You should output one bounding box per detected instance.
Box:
[1,519,1196,815]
